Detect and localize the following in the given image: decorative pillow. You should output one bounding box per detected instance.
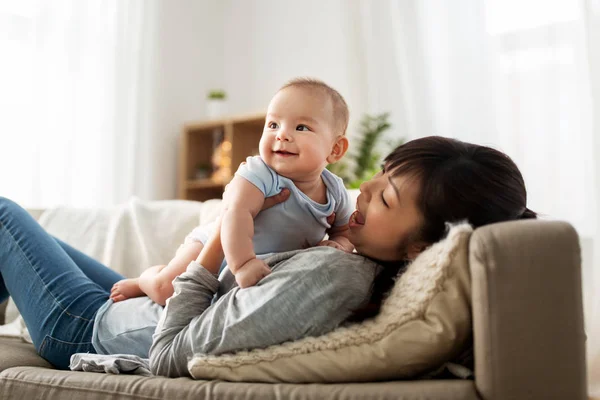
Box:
[188,223,473,382]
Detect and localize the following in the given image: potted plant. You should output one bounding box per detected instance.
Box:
[206,89,228,118]
[328,112,403,188]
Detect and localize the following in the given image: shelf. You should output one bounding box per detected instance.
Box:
[186,178,229,189]
[178,112,266,201]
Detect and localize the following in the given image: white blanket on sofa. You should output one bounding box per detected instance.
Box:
[0,197,221,340]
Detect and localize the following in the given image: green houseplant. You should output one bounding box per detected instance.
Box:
[328,112,403,188]
[207,89,227,100]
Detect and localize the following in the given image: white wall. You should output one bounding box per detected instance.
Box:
[142,0,225,200]
[221,0,367,137]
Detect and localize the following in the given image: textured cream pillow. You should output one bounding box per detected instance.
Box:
[188,223,473,383]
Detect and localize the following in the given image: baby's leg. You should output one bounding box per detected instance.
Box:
[234,258,271,288]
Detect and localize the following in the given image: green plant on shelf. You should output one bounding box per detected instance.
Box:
[328,112,403,189]
[207,89,227,100]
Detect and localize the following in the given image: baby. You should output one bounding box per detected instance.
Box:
[110,77,353,302]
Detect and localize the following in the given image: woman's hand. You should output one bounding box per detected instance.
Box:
[261,188,290,210]
[110,278,145,302]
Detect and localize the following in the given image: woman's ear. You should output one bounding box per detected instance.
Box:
[405,241,429,261]
[326,135,349,164]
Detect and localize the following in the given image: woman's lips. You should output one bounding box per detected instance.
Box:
[349,210,365,227]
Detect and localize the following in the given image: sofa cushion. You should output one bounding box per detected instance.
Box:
[0,338,52,373]
[188,223,473,383]
[0,300,6,325]
[0,366,480,400]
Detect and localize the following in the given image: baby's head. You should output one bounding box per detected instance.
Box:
[259,77,349,181]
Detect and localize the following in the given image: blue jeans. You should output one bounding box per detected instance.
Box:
[0,197,125,369]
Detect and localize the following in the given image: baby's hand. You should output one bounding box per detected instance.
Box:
[235,258,271,288]
[317,239,348,252]
[110,278,144,302]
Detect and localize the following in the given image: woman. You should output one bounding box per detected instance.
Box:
[0,136,535,375]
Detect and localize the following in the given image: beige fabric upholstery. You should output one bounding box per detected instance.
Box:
[0,301,6,325]
[0,338,52,373]
[470,220,587,400]
[189,224,473,382]
[0,363,480,400]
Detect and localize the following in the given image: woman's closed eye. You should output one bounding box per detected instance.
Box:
[381,191,389,208]
[268,122,279,129]
[296,124,311,132]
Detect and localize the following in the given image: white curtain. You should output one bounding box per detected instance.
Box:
[351,0,600,395]
[0,0,157,208]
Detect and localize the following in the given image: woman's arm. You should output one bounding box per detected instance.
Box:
[148,248,378,377]
[148,223,224,377]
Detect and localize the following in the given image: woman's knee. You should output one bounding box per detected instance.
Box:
[0,197,22,219]
[0,196,19,209]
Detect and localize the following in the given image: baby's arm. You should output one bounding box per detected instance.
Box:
[110,241,204,306]
[221,175,270,288]
[320,223,354,252]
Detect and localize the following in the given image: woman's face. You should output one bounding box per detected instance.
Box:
[348,168,426,262]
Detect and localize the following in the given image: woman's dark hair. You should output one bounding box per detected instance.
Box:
[349,136,536,322]
[385,136,536,244]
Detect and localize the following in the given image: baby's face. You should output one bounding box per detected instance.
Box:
[259,86,338,181]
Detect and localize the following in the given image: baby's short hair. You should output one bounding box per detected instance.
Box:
[279,77,349,136]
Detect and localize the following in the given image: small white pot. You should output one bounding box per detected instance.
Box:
[206,99,227,119]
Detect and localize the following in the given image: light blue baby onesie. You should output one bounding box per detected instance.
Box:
[186,156,353,269]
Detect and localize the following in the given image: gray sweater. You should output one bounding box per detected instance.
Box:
[149,246,381,377]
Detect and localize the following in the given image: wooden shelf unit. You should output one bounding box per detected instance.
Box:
[178,112,265,201]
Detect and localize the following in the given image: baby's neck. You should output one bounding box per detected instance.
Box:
[293,175,327,204]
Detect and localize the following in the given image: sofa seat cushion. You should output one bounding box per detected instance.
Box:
[0,337,52,372]
[0,366,480,400]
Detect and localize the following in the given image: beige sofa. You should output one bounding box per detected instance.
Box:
[0,213,588,399]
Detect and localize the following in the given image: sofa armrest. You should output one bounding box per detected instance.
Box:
[470,220,587,400]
